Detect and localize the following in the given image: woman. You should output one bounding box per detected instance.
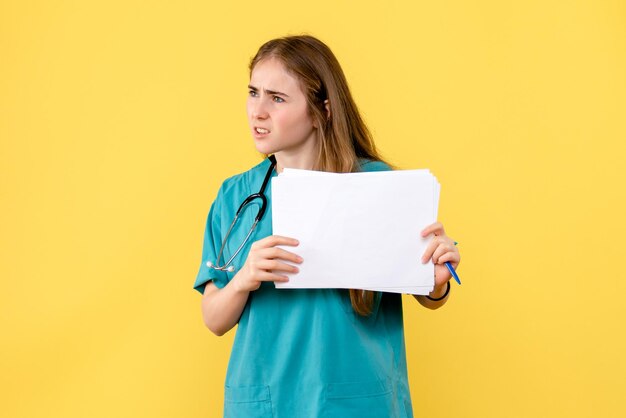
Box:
[194,34,461,418]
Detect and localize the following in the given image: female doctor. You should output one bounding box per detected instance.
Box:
[194,35,461,418]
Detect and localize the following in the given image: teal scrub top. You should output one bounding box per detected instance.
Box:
[194,158,414,418]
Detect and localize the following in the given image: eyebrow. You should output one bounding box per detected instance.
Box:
[248,84,290,98]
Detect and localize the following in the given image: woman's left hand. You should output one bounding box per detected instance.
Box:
[420,222,460,288]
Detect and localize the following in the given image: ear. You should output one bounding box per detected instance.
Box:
[313,100,331,129]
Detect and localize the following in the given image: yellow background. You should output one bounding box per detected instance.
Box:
[1,0,625,417]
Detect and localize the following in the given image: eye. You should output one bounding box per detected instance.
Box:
[248,90,258,97]
[273,96,285,103]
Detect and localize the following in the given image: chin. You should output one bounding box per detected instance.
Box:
[254,142,278,155]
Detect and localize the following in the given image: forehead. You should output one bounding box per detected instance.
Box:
[249,58,303,95]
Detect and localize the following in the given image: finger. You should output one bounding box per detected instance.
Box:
[257,271,290,282]
[421,222,445,237]
[421,236,446,263]
[432,243,454,264]
[266,235,299,246]
[258,247,303,264]
[252,235,299,250]
[256,259,300,273]
[437,251,460,266]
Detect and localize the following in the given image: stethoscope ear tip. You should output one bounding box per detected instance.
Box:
[227,266,235,272]
[206,261,213,268]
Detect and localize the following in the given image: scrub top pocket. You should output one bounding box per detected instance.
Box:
[323,378,407,418]
[224,385,274,418]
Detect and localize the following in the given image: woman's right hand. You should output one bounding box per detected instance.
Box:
[232,235,302,293]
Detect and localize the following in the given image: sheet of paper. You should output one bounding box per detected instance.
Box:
[271,168,440,295]
[281,168,440,219]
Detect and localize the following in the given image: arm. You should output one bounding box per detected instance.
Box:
[201,277,251,336]
[200,235,302,336]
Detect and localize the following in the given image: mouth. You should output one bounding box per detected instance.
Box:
[253,126,271,138]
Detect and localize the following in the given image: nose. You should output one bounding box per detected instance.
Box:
[250,96,269,120]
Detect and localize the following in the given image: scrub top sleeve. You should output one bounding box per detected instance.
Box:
[193,186,229,294]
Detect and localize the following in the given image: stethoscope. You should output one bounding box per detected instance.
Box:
[206,155,277,272]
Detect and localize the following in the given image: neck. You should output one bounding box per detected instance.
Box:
[273,149,317,174]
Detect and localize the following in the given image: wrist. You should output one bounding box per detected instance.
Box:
[426,281,450,301]
[230,271,249,295]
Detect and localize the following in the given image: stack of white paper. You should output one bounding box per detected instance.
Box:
[271,167,440,295]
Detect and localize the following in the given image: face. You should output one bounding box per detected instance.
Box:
[246,58,318,156]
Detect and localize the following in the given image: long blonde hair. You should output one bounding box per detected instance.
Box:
[250,35,390,316]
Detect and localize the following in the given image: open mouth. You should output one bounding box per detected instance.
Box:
[255,127,270,134]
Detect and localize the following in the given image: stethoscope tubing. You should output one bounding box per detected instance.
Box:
[207,155,276,272]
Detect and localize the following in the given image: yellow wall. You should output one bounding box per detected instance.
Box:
[1,1,625,417]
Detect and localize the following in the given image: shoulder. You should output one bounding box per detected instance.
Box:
[358,159,393,173]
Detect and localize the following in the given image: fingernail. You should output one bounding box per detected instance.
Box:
[297,256,303,262]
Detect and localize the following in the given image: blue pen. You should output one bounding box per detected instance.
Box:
[445,241,461,285]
